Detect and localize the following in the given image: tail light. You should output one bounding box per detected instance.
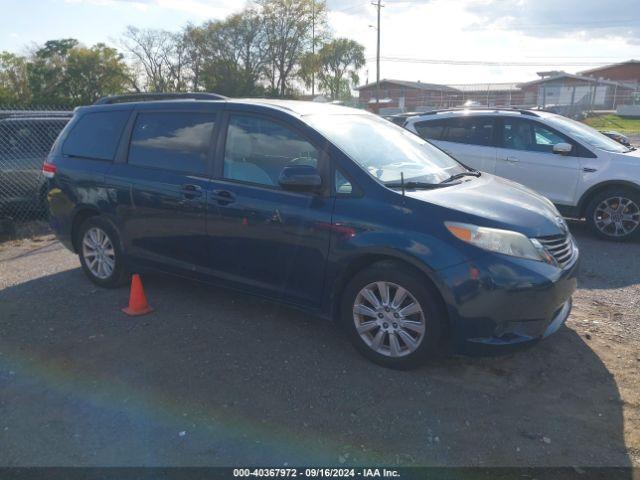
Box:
[42,160,57,179]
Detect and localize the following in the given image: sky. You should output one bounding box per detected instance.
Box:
[1,0,639,87]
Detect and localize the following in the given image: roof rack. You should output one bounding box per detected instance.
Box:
[415,106,540,117]
[94,92,227,105]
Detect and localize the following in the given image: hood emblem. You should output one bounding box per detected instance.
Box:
[555,216,568,233]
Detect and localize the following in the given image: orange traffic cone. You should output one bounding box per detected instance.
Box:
[122,274,153,316]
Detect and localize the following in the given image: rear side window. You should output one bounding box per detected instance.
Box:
[413,119,446,140]
[128,112,216,174]
[414,117,494,146]
[442,117,494,146]
[63,111,130,161]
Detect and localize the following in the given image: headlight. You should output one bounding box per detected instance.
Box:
[445,221,554,263]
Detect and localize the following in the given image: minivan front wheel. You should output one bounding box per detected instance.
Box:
[586,188,640,241]
[341,261,444,369]
[77,217,127,288]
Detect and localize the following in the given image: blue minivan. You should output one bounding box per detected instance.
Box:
[44,95,579,368]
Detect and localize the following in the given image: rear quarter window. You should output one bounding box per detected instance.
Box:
[63,110,130,161]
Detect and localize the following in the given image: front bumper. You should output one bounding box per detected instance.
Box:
[436,249,579,355]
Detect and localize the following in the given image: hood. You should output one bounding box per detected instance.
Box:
[610,146,640,163]
[404,173,565,238]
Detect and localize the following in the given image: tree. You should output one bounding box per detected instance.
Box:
[25,39,129,105]
[27,39,79,104]
[259,0,327,97]
[182,23,207,92]
[122,26,189,92]
[298,51,320,94]
[0,52,31,104]
[185,8,269,97]
[315,38,365,100]
[66,44,130,104]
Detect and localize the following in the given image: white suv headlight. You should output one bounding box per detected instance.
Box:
[445,222,554,263]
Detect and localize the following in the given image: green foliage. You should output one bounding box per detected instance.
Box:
[190,9,269,97]
[66,44,130,104]
[315,38,365,100]
[2,2,366,104]
[583,114,640,135]
[0,52,31,104]
[259,0,327,96]
[1,38,131,106]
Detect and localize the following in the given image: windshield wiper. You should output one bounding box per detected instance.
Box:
[439,170,482,184]
[384,180,448,190]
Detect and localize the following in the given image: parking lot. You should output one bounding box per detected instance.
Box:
[0,221,638,467]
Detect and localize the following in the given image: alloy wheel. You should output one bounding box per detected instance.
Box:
[353,281,426,358]
[82,227,116,279]
[593,196,640,238]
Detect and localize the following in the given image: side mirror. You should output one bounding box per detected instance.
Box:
[278,165,322,192]
[553,142,573,155]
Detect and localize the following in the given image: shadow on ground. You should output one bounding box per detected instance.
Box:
[568,220,640,290]
[0,263,632,468]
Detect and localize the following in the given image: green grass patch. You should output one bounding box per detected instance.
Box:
[583,114,640,134]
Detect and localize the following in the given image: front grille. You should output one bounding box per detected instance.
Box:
[537,234,576,268]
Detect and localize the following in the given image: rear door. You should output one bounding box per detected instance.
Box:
[205,111,333,307]
[412,116,497,172]
[494,117,580,205]
[106,109,218,271]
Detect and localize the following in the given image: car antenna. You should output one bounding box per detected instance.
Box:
[400,172,406,197]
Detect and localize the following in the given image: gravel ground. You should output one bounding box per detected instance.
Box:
[0,222,638,467]
[627,135,640,148]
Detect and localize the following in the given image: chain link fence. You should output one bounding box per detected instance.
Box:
[0,107,72,237]
[363,80,640,122]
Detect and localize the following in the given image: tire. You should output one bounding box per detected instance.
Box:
[76,216,128,288]
[340,261,445,369]
[585,188,640,241]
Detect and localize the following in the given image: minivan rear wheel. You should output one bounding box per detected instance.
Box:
[340,261,444,369]
[585,188,640,241]
[77,217,128,288]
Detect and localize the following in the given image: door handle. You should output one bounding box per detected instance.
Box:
[211,189,235,205]
[505,156,519,164]
[181,184,203,199]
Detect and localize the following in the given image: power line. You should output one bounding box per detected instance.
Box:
[330,2,367,13]
[466,18,640,31]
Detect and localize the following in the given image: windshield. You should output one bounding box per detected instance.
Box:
[306,113,466,184]
[544,114,630,153]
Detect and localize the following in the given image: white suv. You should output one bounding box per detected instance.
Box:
[404,109,640,241]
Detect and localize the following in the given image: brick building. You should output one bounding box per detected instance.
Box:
[355,79,459,113]
[355,60,640,113]
[518,71,636,110]
[579,60,640,86]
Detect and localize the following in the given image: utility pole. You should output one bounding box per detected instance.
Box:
[311,1,315,97]
[372,0,383,111]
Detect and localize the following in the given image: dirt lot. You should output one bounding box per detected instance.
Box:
[0,222,638,467]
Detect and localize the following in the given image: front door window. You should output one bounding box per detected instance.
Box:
[223,115,319,188]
